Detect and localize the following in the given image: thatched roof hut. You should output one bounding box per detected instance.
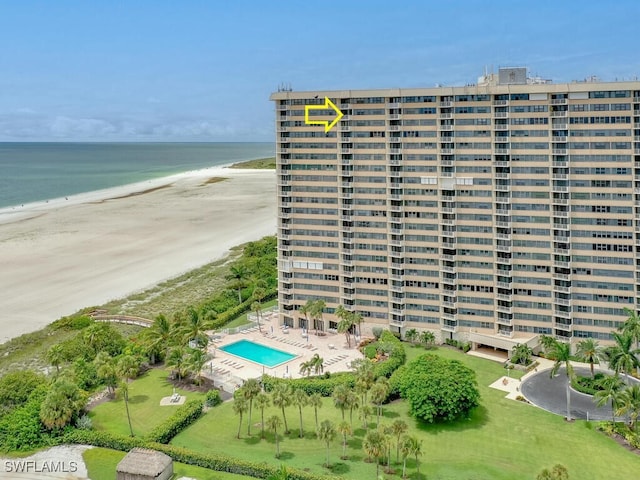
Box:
[116,448,173,480]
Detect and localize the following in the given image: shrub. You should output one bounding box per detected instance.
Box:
[205,389,222,408]
[371,327,383,340]
[262,372,355,397]
[0,370,47,415]
[572,372,607,395]
[363,344,377,359]
[75,414,93,430]
[396,354,480,423]
[51,315,93,331]
[0,387,58,452]
[145,400,203,444]
[64,429,335,480]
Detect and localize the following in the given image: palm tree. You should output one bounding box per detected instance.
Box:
[317,419,336,468]
[620,307,640,352]
[352,358,375,404]
[181,306,209,348]
[346,390,359,430]
[292,388,308,438]
[337,420,351,459]
[420,330,436,349]
[406,435,423,479]
[399,435,412,479]
[332,384,350,420]
[352,312,364,339]
[404,328,418,345]
[299,360,313,377]
[185,348,211,385]
[241,378,262,436]
[271,383,292,433]
[228,264,250,304]
[360,404,373,431]
[119,380,134,437]
[255,392,271,439]
[251,301,263,333]
[606,332,640,384]
[595,375,624,423]
[336,305,354,348]
[308,393,323,432]
[94,352,118,396]
[266,415,283,458]
[117,354,139,383]
[540,334,558,358]
[233,396,248,439]
[166,346,187,381]
[382,424,394,473]
[39,378,86,430]
[311,299,326,334]
[299,300,313,331]
[511,343,533,366]
[143,313,172,363]
[549,339,574,421]
[616,384,640,431]
[311,353,324,375]
[363,429,386,478]
[576,338,604,377]
[391,419,408,463]
[371,380,389,426]
[46,344,64,374]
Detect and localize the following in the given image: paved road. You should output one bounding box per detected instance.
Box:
[521,366,617,421]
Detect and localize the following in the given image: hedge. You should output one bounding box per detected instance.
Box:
[145,399,203,444]
[208,289,277,330]
[64,429,338,480]
[372,330,406,379]
[262,372,355,397]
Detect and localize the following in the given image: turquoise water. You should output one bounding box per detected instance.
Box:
[220,339,296,368]
[0,142,274,208]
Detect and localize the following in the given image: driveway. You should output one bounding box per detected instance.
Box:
[521,366,617,421]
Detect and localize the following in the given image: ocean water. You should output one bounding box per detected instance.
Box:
[0,142,274,209]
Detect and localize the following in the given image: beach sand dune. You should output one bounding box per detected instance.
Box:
[0,167,276,343]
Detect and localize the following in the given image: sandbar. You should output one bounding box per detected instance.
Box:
[0,167,276,343]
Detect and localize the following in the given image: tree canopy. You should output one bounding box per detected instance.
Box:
[395,354,480,423]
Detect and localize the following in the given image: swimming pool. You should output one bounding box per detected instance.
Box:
[219,339,296,368]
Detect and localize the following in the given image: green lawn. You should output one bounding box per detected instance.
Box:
[229,157,276,169]
[89,368,205,437]
[225,299,278,330]
[83,447,253,480]
[171,345,640,480]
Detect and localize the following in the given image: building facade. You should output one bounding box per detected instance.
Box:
[270,68,640,351]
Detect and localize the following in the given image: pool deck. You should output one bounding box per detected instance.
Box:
[203,312,365,393]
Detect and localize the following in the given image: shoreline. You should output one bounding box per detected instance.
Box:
[0,166,276,343]
[0,161,241,226]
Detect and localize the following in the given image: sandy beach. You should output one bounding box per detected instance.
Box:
[0,167,276,343]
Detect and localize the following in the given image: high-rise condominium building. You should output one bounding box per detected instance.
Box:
[270,68,640,352]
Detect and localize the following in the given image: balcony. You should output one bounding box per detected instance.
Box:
[497,281,512,289]
[441,148,453,154]
[494,160,509,167]
[496,244,511,253]
[440,113,453,119]
[278,212,291,219]
[553,285,571,293]
[552,185,569,192]
[442,207,456,214]
[440,124,453,131]
[554,260,570,268]
[552,136,567,142]
[553,160,568,167]
[494,112,509,118]
[498,329,514,337]
[495,172,509,179]
[555,323,572,332]
[441,323,458,333]
[497,305,512,314]
[495,148,510,154]
[496,220,511,228]
[441,265,456,274]
[441,230,456,238]
[554,298,571,306]
[440,218,455,226]
[442,312,456,321]
[389,318,405,327]
[387,102,401,109]
[552,197,568,205]
[388,114,402,120]
[494,124,509,130]
[493,99,508,106]
[496,233,510,240]
[497,318,513,326]
[554,210,569,218]
[496,208,509,216]
[496,293,512,301]
[551,110,568,117]
[554,247,570,255]
[553,149,568,155]
[440,254,456,261]
[440,100,453,107]
[554,272,570,281]
[389,124,400,131]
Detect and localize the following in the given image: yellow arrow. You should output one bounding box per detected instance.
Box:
[304,97,344,133]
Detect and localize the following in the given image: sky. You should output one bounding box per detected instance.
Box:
[0,0,638,142]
